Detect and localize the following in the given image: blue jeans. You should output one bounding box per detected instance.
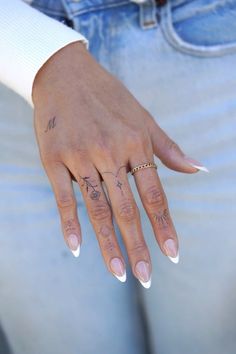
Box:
[0,0,236,353]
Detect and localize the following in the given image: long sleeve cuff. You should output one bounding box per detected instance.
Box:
[0,0,88,106]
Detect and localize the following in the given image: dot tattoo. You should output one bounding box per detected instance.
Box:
[64,218,77,233]
[44,116,56,133]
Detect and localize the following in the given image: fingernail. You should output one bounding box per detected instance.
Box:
[110,257,126,283]
[135,261,151,289]
[184,156,209,172]
[67,234,80,257]
[163,239,179,264]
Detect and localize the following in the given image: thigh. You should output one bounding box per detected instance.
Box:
[67,1,236,354]
[0,86,147,354]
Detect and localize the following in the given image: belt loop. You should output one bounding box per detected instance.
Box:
[138,0,158,29]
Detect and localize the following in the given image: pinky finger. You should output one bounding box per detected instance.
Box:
[45,161,82,257]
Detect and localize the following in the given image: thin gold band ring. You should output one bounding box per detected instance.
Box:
[130,162,157,175]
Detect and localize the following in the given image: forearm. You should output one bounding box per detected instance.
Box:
[0,0,88,106]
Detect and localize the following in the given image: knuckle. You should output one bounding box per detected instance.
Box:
[40,153,55,168]
[95,138,112,158]
[144,185,165,208]
[127,130,151,153]
[99,225,113,239]
[165,138,180,153]
[40,154,63,172]
[117,200,138,222]
[90,201,111,222]
[129,241,147,256]
[67,144,88,161]
[57,194,76,210]
[127,130,143,148]
[63,218,78,233]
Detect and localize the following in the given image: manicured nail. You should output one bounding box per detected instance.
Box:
[110,257,126,282]
[135,261,151,289]
[184,156,209,172]
[67,234,80,257]
[163,239,179,264]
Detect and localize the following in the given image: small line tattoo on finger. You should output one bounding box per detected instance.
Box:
[101,165,126,178]
[80,176,101,200]
[101,165,126,195]
[44,116,56,133]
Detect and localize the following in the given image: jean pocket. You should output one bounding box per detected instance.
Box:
[160,0,236,57]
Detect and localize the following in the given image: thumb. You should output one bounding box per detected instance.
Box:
[149,121,209,174]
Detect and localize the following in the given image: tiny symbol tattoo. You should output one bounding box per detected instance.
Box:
[44,116,56,133]
[116,180,122,190]
[102,165,126,195]
[80,176,101,200]
[90,190,101,200]
[153,209,169,229]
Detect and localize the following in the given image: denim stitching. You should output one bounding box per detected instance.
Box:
[171,0,234,12]
[160,0,236,57]
[30,0,66,17]
[170,0,235,24]
[62,0,131,18]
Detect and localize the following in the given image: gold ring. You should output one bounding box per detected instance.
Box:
[130,162,157,175]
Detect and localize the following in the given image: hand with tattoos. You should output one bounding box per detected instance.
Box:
[32,41,208,288]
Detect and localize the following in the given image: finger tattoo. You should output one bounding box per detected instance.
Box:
[101,165,126,195]
[79,176,101,200]
[152,209,170,229]
[64,218,77,232]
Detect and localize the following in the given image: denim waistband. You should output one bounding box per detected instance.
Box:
[62,0,225,15]
[30,0,226,20]
[169,0,230,24]
[30,0,232,34]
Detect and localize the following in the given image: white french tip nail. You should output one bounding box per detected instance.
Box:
[114,271,127,283]
[168,252,179,264]
[71,245,80,258]
[188,163,209,173]
[139,278,152,289]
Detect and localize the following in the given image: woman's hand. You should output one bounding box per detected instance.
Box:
[32,41,206,288]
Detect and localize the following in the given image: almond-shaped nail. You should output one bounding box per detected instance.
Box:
[163,239,179,264]
[110,257,126,282]
[67,234,80,257]
[135,261,151,289]
[184,156,209,172]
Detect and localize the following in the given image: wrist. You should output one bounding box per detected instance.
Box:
[32,41,87,104]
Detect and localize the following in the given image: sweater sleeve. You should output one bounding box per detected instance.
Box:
[0,0,88,107]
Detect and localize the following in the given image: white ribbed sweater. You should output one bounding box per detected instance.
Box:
[0,0,88,106]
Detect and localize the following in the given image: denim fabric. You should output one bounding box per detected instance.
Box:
[0,324,12,354]
[1,1,236,353]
